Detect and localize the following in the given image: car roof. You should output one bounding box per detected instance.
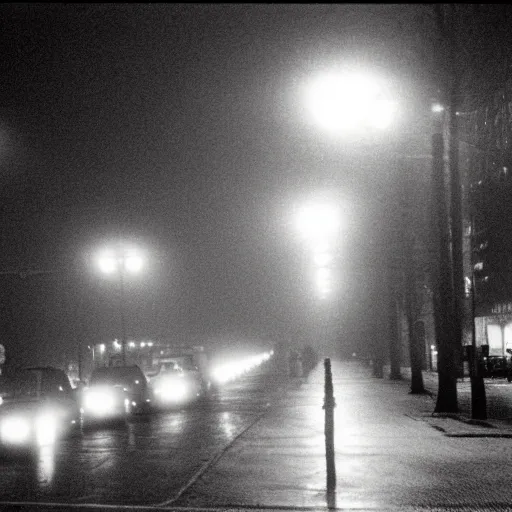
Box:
[91,365,144,379]
[23,366,64,373]
[92,365,142,372]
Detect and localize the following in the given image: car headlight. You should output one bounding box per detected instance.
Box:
[1,416,31,444]
[84,388,117,415]
[155,379,188,402]
[35,413,58,446]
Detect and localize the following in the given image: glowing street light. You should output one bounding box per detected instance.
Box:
[313,250,333,268]
[293,199,340,300]
[97,250,144,276]
[431,103,445,113]
[295,201,341,243]
[96,246,145,365]
[296,70,396,357]
[306,71,395,134]
[315,267,332,299]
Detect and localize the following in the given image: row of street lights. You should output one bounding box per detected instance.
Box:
[290,70,397,360]
[294,200,341,300]
[293,70,396,301]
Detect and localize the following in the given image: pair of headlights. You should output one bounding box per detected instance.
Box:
[0,413,59,447]
[83,388,116,413]
[154,379,189,403]
[82,387,129,416]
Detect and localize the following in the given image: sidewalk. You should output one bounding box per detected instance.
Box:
[390,364,512,436]
[178,360,512,510]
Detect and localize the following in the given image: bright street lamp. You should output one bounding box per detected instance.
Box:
[96,246,145,365]
[97,250,144,276]
[295,201,342,243]
[293,198,341,301]
[306,71,395,134]
[302,69,401,378]
[315,267,332,299]
[313,250,333,268]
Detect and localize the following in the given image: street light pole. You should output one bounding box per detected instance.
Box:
[97,246,144,367]
[118,263,127,366]
[448,4,464,382]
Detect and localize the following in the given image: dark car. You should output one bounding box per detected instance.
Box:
[0,367,82,450]
[83,365,151,424]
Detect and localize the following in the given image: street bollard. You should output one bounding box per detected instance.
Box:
[323,358,336,496]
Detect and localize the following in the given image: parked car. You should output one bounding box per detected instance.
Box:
[82,365,151,427]
[481,355,509,379]
[0,366,82,451]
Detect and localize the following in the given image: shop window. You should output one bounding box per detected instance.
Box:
[504,323,512,353]
[487,324,504,356]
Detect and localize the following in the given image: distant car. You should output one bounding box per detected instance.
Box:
[0,366,82,451]
[176,358,212,398]
[183,366,211,399]
[82,365,151,426]
[150,362,207,408]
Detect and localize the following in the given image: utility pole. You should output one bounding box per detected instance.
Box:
[445,3,487,417]
[448,3,464,380]
[431,3,459,414]
[119,268,127,366]
[77,339,83,382]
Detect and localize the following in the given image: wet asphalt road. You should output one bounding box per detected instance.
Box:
[0,363,280,507]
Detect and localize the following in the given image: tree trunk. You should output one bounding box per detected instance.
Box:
[448,4,464,380]
[372,356,384,379]
[388,280,402,380]
[469,221,487,419]
[431,132,459,413]
[372,334,385,379]
[400,164,426,394]
[387,157,403,381]
[405,245,426,394]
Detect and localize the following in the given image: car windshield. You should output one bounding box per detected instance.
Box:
[90,367,144,387]
[159,362,181,372]
[0,370,39,400]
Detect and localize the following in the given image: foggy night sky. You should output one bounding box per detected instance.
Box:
[0,4,435,366]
